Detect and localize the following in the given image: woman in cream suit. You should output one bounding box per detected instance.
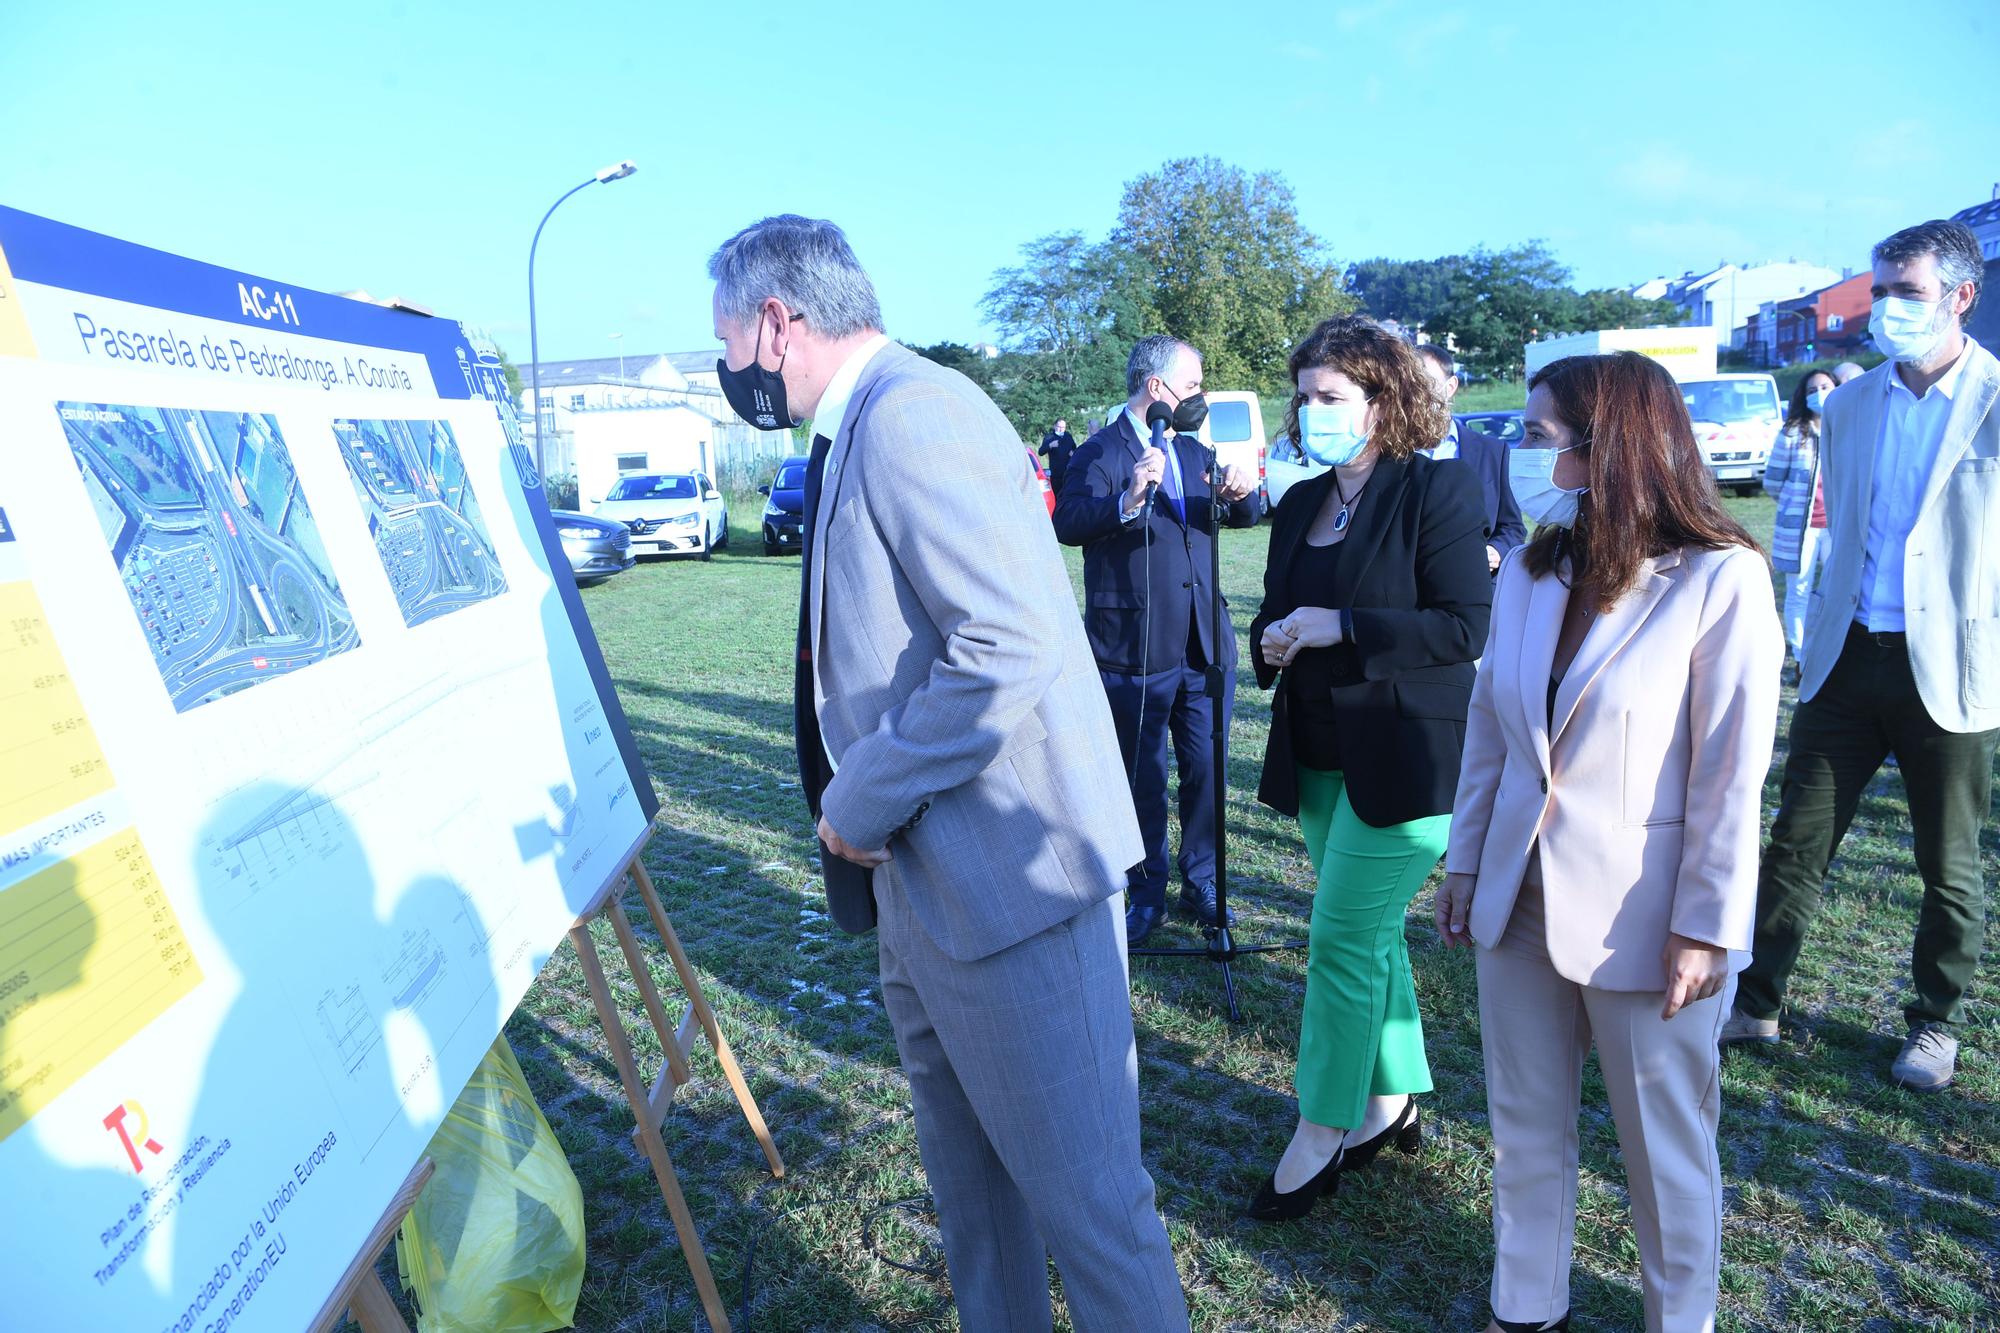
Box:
[1436,352,1782,1333]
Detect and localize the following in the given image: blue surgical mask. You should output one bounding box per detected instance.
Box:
[1298,402,1369,467]
[1804,389,1827,414]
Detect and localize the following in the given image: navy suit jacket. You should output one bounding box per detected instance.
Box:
[1053,413,1259,675]
[1450,425,1526,559]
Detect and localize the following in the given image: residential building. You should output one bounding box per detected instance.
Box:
[1953,186,2000,262]
[1656,261,1844,349]
[1744,272,1871,366]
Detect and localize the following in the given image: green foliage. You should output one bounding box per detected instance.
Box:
[979,231,1150,439]
[1349,248,1685,380]
[543,471,579,510]
[1111,157,1354,402]
[489,340,525,402]
[979,159,1356,438]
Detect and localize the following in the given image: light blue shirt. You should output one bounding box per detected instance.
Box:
[1121,406,1186,522]
[1857,339,1975,632]
[1427,419,1460,461]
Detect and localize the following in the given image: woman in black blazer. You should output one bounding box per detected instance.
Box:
[1245,316,1493,1220]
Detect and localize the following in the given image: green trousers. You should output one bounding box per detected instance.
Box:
[1294,768,1450,1128]
[1740,628,1998,1028]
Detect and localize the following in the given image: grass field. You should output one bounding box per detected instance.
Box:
[482,493,1996,1332]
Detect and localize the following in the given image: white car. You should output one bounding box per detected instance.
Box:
[1264,435,1326,511]
[592,471,729,560]
[1680,374,1781,496]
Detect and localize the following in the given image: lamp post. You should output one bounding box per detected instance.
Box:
[527,159,637,477]
[609,331,625,387]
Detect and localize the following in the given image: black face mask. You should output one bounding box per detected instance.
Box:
[717,315,801,432]
[1159,383,1208,433]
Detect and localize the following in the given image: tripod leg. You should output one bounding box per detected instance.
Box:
[1221,959,1242,1025]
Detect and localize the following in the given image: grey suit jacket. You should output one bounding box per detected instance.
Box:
[809,343,1145,961]
[1801,338,2000,732]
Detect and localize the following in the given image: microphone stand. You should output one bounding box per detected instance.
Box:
[1128,438,1304,1024]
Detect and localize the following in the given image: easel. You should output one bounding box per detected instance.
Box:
[307,1157,434,1333]
[565,832,786,1332]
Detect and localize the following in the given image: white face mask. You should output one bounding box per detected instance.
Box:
[1298,401,1370,467]
[1804,389,1828,414]
[1508,445,1587,528]
[1869,294,1952,364]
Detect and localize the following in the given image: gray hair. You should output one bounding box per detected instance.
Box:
[1125,334,1197,397]
[1873,219,1984,323]
[707,215,884,337]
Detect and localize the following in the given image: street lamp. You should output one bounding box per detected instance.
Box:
[527,159,637,476]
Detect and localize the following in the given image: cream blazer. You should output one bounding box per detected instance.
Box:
[1445,544,1783,990]
[1800,339,2000,733]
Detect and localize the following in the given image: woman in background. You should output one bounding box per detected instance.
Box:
[1244,316,1491,1220]
[1764,370,1835,680]
[1437,352,1781,1332]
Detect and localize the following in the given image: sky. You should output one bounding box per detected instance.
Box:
[5,0,1996,365]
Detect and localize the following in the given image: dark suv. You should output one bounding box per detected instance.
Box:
[760,455,810,555]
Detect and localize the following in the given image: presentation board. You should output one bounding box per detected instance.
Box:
[0,206,659,1330]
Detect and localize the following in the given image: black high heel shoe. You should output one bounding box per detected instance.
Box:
[1335,1096,1421,1174]
[1493,1315,1570,1332]
[1243,1143,1345,1222]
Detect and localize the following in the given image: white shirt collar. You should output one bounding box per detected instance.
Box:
[1886,335,1976,402]
[809,333,892,445]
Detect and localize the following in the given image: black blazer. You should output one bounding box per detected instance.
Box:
[1250,454,1492,827]
[1053,414,1259,674]
[1453,425,1527,559]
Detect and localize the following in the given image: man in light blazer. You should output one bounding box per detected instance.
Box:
[706,216,1189,1330]
[1726,220,2000,1093]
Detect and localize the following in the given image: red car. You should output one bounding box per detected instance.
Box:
[1027,449,1056,516]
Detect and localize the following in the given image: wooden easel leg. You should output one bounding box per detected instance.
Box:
[568,920,734,1333]
[607,890,694,1089]
[347,1270,410,1333]
[630,861,786,1179]
[305,1158,434,1333]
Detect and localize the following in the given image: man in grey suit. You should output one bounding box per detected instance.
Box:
[707,215,1190,1331]
[1724,219,2000,1093]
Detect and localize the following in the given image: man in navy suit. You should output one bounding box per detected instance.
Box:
[1414,344,1525,573]
[1054,336,1260,944]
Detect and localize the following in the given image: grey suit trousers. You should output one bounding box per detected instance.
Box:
[877,884,1190,1332]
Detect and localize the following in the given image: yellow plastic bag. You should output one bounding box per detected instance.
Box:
[396,1035,586,1333]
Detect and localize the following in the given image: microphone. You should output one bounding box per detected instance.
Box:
[1144,400,1174,510]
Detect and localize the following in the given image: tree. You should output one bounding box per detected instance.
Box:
[1569,287,1684,332]
[1111,157,1353,400]
[1346,257,1463,330]
[912,341,999,394]
[1428,241,1578,379]
[980,232,1149,438]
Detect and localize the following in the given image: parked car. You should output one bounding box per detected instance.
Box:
[1455,410,1525,446]
[1679,373,1782,495]
[759,455,809,555]
[1264,433,1322,511]
[1027,448,1056,516]
[593,471,729,560]
[550,509,636,585]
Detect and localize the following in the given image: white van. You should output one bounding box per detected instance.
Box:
[1679,373,1782,496]
[1194,391,1266,503]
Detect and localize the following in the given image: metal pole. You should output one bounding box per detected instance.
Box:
[528,176,600,478]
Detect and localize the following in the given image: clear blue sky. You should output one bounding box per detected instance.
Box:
[5,0,1995,364]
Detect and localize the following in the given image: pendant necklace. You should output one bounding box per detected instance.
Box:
[1330,468,1361,532]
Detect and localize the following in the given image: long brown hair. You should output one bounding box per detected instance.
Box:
[1284,316,1450,461]
[1525,352,1761,610]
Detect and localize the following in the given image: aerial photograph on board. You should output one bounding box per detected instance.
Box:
[59,403,360,712]
[332,418,508,627]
